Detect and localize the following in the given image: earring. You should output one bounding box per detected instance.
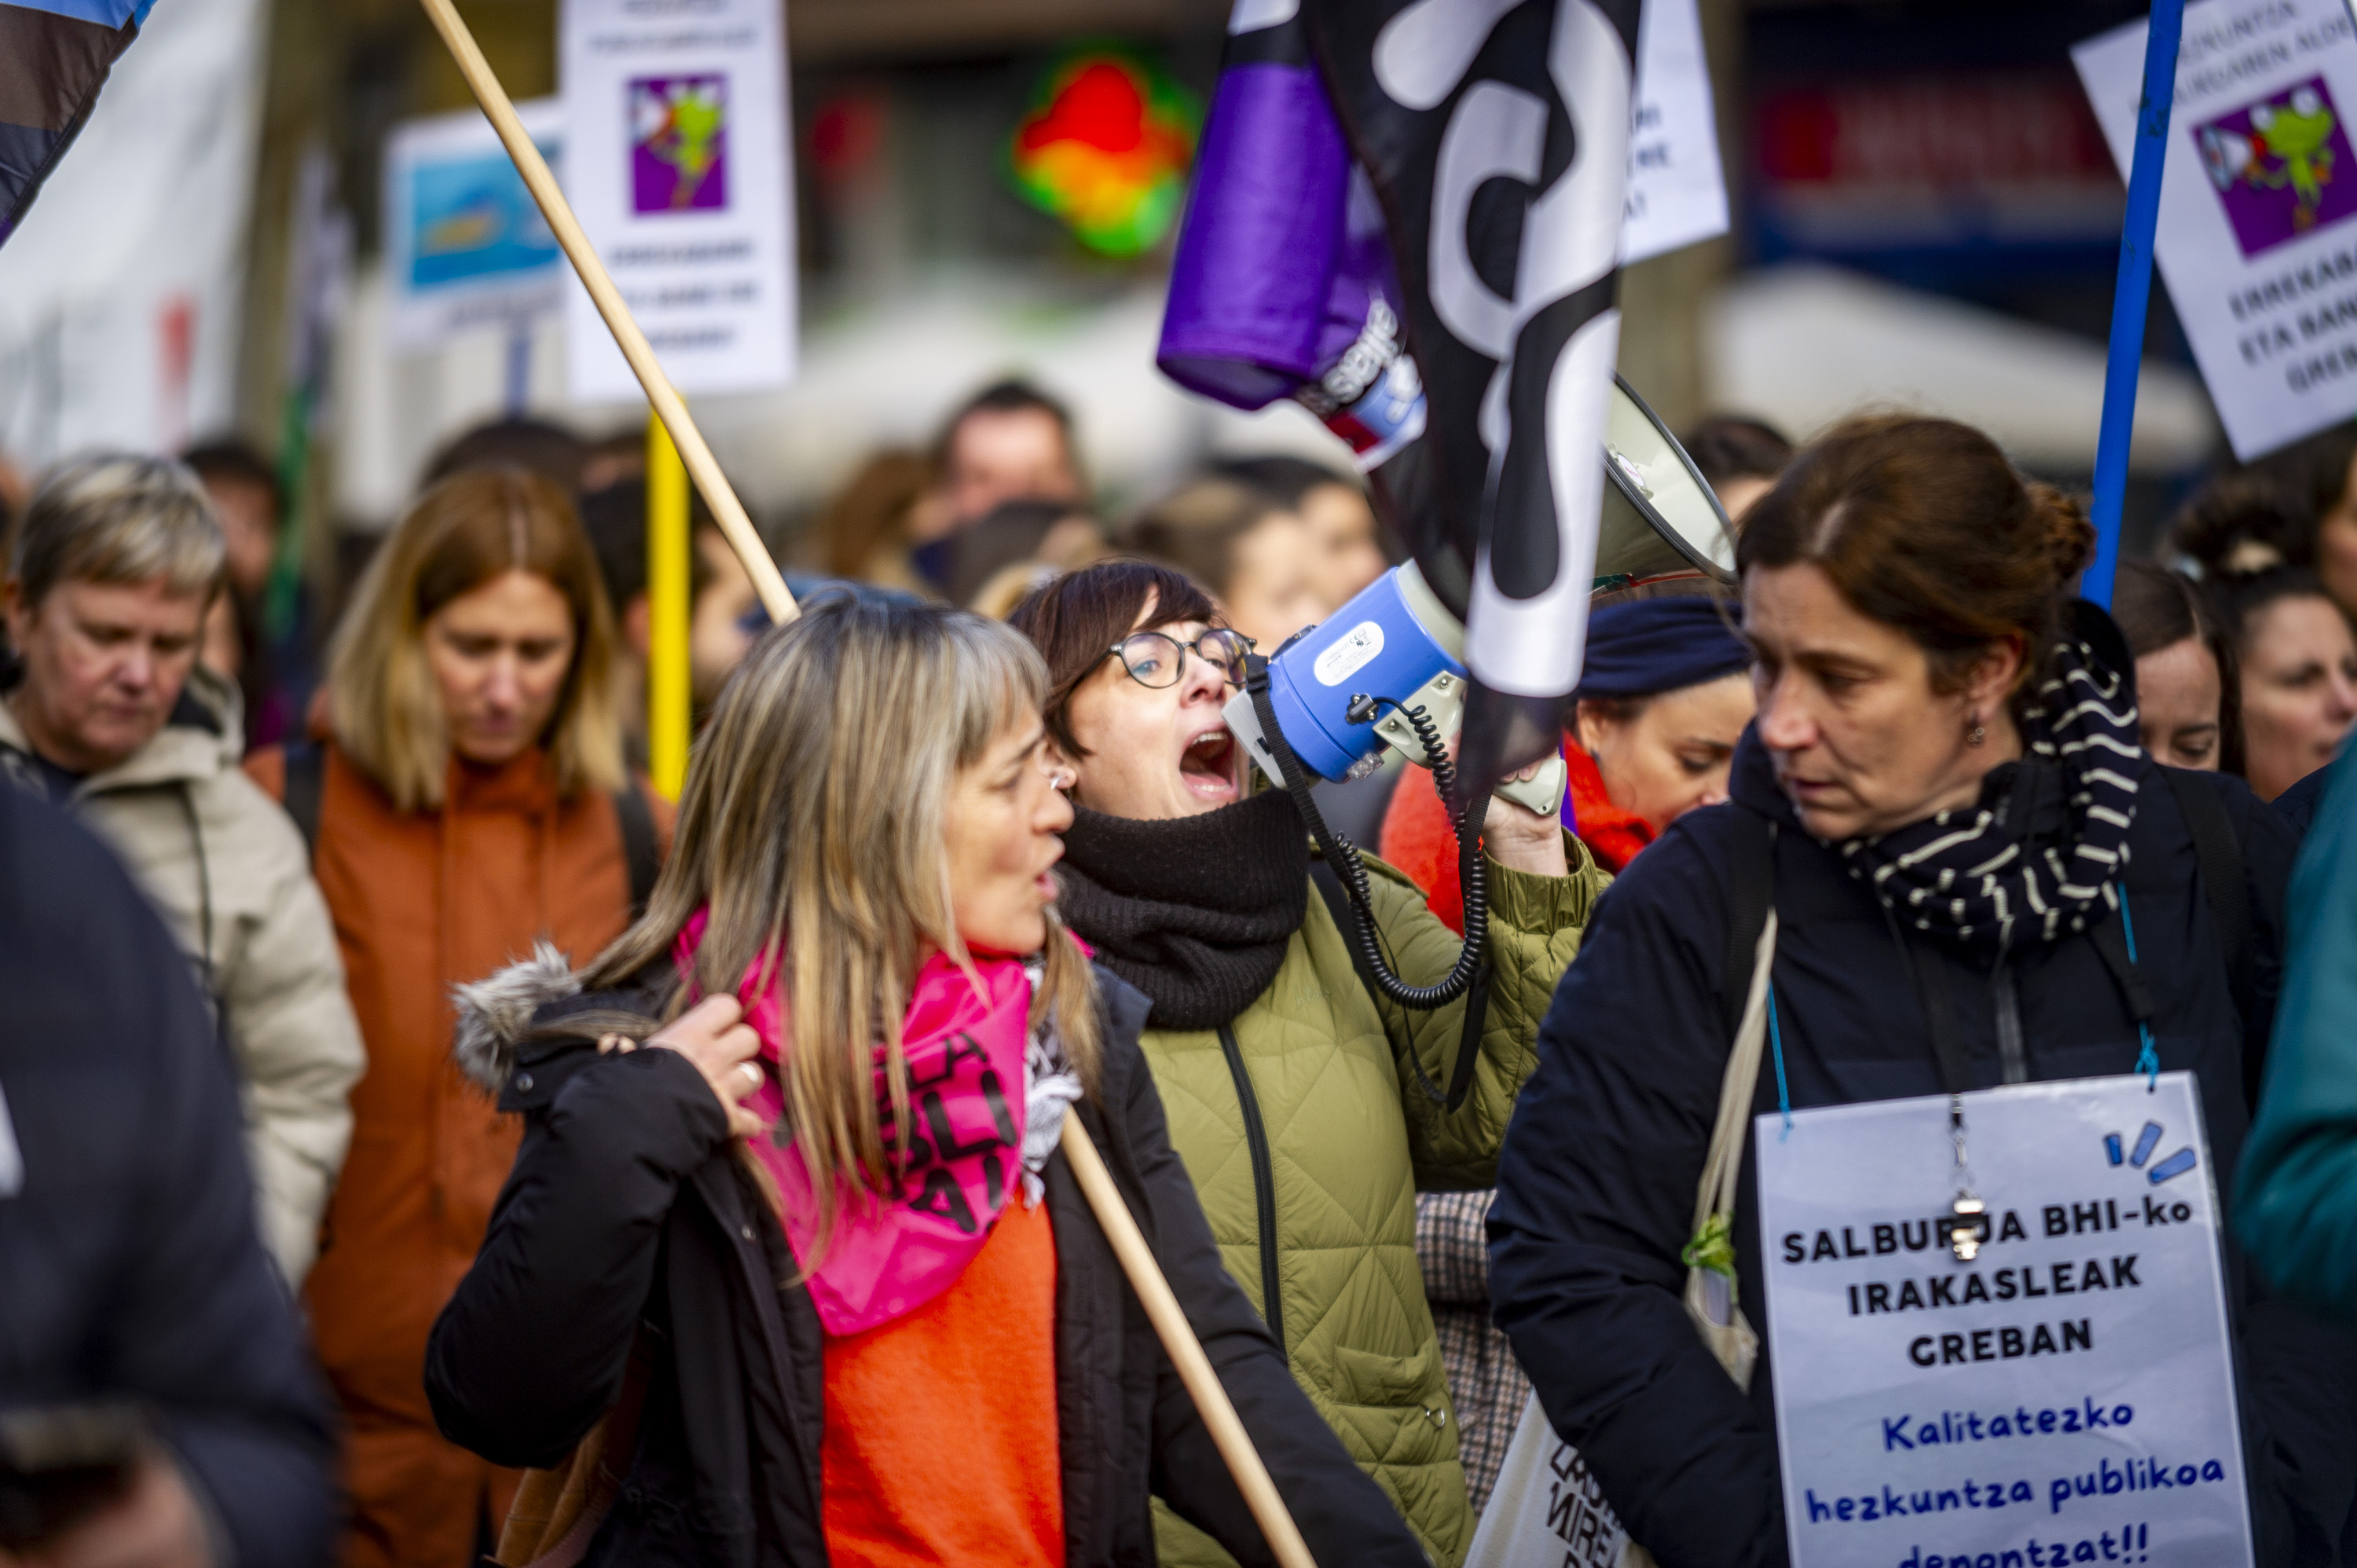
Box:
[1967,716,1987,748]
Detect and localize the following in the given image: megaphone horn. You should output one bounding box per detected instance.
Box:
[1595,374,1739,592]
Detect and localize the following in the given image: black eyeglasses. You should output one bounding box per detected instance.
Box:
[1105,628,1255,690]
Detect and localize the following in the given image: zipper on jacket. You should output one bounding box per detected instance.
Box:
[1217,1025,1285,1352]
[1992,955,2028,1085]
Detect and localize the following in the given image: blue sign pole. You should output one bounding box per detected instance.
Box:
[2085,0,2189,610]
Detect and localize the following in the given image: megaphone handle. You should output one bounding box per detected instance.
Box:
[1494,755,1567,818]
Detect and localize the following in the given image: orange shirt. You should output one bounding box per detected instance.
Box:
[821,1195,1064,1568]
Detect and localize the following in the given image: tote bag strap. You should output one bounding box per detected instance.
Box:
[1694,907,1778,1242]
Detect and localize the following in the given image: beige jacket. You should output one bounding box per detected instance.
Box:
[0,667,364,1284]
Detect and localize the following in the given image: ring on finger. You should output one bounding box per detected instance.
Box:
[739,1061,764,1090]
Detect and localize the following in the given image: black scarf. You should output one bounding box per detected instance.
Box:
[1841,635,2142,947]
[1054,789,1310,1030]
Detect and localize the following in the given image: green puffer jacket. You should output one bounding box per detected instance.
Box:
[1149,841,1608,1568]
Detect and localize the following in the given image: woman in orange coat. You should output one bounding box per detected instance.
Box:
[249,469,669,1568]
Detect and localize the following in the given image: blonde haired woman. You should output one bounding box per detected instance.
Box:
[247,468,669,1568]
[423,592,1421,1567]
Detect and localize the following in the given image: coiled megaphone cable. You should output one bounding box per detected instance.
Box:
[1244,656,1491,1111]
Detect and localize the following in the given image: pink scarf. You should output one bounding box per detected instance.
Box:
[673,910,1035,1335]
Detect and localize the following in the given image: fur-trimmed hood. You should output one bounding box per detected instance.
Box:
[452,943,581,1094]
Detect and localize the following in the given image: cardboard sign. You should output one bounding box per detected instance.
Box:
[1623,0,1729,265]
[383,99,566,353]
[2075,0,2357,460]
[1756,1073,2253,1568]
[559,0,797,401]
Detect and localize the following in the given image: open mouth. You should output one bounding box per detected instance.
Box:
[1179,727,1239,800]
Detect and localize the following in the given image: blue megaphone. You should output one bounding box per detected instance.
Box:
[1222,561,1567,816]
[1222,375,1732,1038]
[1222,376,1735,815]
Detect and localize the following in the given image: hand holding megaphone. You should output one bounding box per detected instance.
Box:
[1469,746,1571,877]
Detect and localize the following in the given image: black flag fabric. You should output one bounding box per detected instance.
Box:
[1303,0,1643,780]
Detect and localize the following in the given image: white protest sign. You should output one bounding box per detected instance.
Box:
[1757,1073,2253,1568]
[2075,1,2357,460]
[1623,0,1728,265]
[559,0,797,402]
[384,100,567,353]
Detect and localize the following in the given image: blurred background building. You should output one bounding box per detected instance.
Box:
[0,0,2216,570]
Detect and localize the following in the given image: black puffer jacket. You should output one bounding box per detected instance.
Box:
[1488,728,2355,1568]
[424,951,1426,1567]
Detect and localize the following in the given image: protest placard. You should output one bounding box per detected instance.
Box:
[1757,1073,2253,1568]
[559,0,796,401]
[2075,0,2357,460]
[1623,0,1728,265]
[384,99,566,353]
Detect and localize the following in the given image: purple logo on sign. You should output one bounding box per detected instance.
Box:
[630,74,728,214]
[2194,76,2357,258]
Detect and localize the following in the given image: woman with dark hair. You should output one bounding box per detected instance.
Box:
[1490,416,2313,1564]
[2210,566,2357,802]
[2112,559,2242,773]
[1010,560,1610,1567]
[2198,423,2357,617]
[425,593,1424,1566]
[2170,470,2309,581]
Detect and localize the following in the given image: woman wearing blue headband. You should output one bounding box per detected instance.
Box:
[1381,594,1754,934]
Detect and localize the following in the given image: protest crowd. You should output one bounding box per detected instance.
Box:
[9,4,2357,1568]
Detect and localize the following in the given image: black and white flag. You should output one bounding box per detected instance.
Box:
[1304,0,1642,773]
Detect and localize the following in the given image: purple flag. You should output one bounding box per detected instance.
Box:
[1160,0,1643,782]
[1158,13,1428,474]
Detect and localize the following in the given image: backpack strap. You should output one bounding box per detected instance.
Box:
[281,741,325,859]
[1720,807,1777,1046]
[2159,766,2254,1026]
[611,786,660,918]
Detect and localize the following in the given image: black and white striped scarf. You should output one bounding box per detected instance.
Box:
[1841,637,2142,947]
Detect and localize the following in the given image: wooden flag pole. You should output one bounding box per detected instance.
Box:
[414,0,796,627]
[418,7,1317,1563]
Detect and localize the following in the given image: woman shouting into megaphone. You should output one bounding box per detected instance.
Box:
[1010,560,1612,1568]
[422,593,1423,1567]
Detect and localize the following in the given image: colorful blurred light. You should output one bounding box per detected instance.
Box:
[1010,52,1199,258]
